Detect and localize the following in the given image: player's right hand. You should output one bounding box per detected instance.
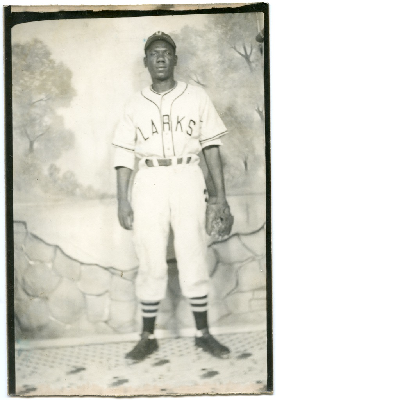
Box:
[118,199,133,230]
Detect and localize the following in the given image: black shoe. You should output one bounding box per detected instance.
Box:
[125,332,158,361]
[195,329,230,359]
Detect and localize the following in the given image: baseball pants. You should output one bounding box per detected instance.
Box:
[132,156,209,301]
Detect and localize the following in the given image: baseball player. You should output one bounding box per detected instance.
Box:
[112,32,233,361]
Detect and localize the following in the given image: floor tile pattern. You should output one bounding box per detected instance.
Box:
[16,331,268,396]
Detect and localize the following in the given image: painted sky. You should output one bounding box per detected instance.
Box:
[12,15,209,192]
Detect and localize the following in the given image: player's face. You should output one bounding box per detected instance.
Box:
[144,41,177,81]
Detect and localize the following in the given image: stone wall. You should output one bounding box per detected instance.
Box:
[13,221,266,341]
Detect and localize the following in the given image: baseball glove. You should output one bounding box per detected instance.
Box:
[206,202,234,238]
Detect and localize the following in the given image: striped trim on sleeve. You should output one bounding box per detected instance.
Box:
[199,130,228,144]
[112,143,135,152]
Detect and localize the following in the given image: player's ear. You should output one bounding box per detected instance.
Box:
[174,54,178,67]
[143,56,148,68]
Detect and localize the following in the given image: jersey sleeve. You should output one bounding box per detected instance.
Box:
[199,91,228,148]
[112,102,136,170]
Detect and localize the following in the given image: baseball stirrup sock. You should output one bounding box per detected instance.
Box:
[190,295,208,331]
[141,301,160,334]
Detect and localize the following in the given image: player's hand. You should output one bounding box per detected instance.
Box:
[118,199,133,230]
[206,197,234,238]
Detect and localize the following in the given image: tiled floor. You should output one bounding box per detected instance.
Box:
[15,331,268,396]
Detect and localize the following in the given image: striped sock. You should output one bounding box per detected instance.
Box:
[141,301,160,334]
[189,295,208,331]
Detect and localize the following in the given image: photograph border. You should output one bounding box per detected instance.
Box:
[4,3,272,395]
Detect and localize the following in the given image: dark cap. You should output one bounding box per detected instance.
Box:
[145,31,176,52]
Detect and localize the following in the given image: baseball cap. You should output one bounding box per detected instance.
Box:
[144,31,176,52]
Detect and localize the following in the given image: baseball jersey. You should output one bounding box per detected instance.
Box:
[112,81,227,169]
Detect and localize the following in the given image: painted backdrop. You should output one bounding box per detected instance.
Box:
[12,13,267,341]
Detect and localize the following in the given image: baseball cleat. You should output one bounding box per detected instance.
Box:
[195,329,230,359]
[125,332,158,362]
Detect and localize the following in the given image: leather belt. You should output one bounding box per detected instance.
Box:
[145,157,192,167]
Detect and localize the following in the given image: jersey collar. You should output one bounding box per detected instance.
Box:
[142,81,187,104]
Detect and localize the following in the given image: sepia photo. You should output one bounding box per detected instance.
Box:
[5,4,271,396]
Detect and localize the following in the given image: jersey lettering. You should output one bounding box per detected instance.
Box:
[151,120,159,135]
[176,116,185,132]
[163,115,171,131]
[137,127,149,141]
[187,119,196,136]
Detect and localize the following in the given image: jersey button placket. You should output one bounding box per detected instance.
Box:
[161,94,174,158]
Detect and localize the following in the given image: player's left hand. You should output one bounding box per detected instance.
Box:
[206,197,234,238]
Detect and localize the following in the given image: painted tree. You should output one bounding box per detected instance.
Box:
[12,39,77,196]
[174,13,265,192]
[12,39,75,162]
